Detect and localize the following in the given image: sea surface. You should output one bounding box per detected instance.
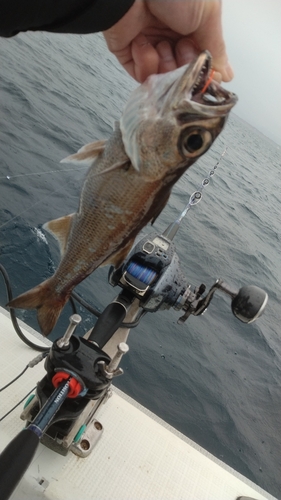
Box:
[0,32,280,498]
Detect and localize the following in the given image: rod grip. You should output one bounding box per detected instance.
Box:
[0,428,39,500]
[88,302,126,347]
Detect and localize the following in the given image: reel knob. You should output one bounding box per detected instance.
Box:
[231,285,268,323]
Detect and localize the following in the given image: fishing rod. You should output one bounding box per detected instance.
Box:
[0,148,268,499]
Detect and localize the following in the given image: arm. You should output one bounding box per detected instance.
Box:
[1,0,233,84]
[0,0,135,37]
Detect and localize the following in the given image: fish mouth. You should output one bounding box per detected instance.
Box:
[159,50,238,115]
[189,52,235,107]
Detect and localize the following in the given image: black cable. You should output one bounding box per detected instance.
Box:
[0,387,37,422]
[71,290,101,317]
[69,295,77,314]
[0,366,29,392]
[10,307,50,353]
[0,262,141,354]
[0,263,50,352]
[0,351,48,394]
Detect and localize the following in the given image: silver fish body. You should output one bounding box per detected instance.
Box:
[8,51,237,335]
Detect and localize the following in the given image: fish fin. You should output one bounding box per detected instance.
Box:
[91,159,130,177]
[43,214,74,255]
[7,280,69,336]
[60,140,106,166]
[102,239,135,269]
[150,190,171,225]
[77,140,106,154]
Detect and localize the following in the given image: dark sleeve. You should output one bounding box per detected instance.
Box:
[0,0,135,37]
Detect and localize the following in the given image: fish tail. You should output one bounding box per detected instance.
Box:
[7,279,68,336]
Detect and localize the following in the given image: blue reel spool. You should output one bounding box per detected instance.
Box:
[127,261,157,285]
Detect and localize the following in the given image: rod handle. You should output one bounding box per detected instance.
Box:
[0,428,39,500]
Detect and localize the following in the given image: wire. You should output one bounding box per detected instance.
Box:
[0,351,47,395]
[0,366,29,392]
[0,262,141,354]
[71,290,101,317]
[0,263,50,352]
[0,386,37,422]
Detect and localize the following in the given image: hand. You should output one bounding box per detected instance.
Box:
[103,0,233,83]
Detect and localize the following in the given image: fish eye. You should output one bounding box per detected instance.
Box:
[179,128,212,158]
[185,133,203,152]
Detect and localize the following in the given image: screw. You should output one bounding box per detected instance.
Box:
[57,314,81,348]
[107,342,129,373]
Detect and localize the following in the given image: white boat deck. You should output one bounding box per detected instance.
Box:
[0,307,277,500]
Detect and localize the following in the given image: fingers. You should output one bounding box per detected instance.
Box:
[133,37,202,81]
[130,35,228,83]
[131,34,159,82]
[175,38,199,66]
[157,41,177,73]
[156,38,199,74]
[175,38,222,83]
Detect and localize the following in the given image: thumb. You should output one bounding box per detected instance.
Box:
[192,3,234,82]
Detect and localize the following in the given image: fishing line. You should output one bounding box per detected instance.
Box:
[0,161,89,230]
[163,145,228,239]
[177,146,227,222]
[0,164,88,181]
[0,142,227,231]
[0,175,81,230]
[1,196,58,230]
[200,69,215,94]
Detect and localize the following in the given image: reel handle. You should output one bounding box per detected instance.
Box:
[231,285,268,323]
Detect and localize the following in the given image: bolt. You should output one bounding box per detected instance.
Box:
[107,343,129,373]
[57,314,82,348]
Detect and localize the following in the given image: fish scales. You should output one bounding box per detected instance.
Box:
[53,127,164,293]
[8,52,237,335]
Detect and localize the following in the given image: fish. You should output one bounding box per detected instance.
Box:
[8,51,237,336]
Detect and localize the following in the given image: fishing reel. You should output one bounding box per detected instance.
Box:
[108,231,268,325]
[107,154,268,326]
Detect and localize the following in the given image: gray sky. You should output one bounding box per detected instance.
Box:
[222,0,281,145]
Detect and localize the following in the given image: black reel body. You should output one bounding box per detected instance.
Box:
[109,232,268,324]
[109,232,188,312]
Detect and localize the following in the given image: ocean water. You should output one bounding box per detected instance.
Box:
[0,32,280,498]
